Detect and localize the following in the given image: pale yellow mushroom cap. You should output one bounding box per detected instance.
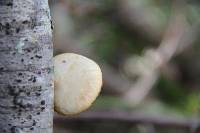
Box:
[54,53,102,115]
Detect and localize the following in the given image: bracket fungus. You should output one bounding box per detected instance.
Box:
[54,53,102,115]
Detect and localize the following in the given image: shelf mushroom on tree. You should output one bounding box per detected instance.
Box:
[54,53,102,115]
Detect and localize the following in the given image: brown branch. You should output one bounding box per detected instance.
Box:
[54,111,200,132]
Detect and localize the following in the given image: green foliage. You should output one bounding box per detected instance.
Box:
[185,93,200,115]
[91,22,147,64]
[187,4,200,25]
[155,76,187,108]
[91,95,131,111]
[155,76,200,116]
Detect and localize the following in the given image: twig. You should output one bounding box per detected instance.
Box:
[123,1,194,105]
[54,111,200,132]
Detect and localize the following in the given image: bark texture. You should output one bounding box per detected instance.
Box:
[0,0,53,132]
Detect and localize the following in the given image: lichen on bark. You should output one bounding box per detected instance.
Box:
[0,0,53,132]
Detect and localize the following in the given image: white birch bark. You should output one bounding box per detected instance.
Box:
[0,0,53,132]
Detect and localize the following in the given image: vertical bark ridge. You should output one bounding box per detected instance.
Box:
[0,0,53,132]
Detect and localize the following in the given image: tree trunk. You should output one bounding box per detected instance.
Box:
[0,0,53,132]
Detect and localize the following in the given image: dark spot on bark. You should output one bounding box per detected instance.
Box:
[30,17,37,29]
[28,76,37,83]
[0,67,4,71]
[33,77,36,82]
[38,71,41,74]
[50,83,53,87]
[41,107,45,111]
[30,57,34,60]
[27,115,32,120]
[47,68,51,73]
[41,100,45,105]
[37,112,40,115]
[5,23,11,35]
[10,126,16,133]
[18,73,22,76]
[32,120,36,126]
[6,30,10,35]
[0,23,3,31]
[27,92,31,96]
[27,49,31,52]
[36,93,41,96]
[22,20,29,24]
[21,59,24,62]
[50,20,54,30]
[16,28,20,33]
[8,85,19,96]
[27,103,33,108]
[6,2,13,6]
[62,60,66,63]
[35,55,42,59]
[30,127,34,131]
[5,23,10,29]
[15,79,22,83]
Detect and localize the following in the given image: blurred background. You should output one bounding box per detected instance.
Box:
[49,0,200,133]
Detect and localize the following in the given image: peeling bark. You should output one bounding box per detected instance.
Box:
[0,0,53,132]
